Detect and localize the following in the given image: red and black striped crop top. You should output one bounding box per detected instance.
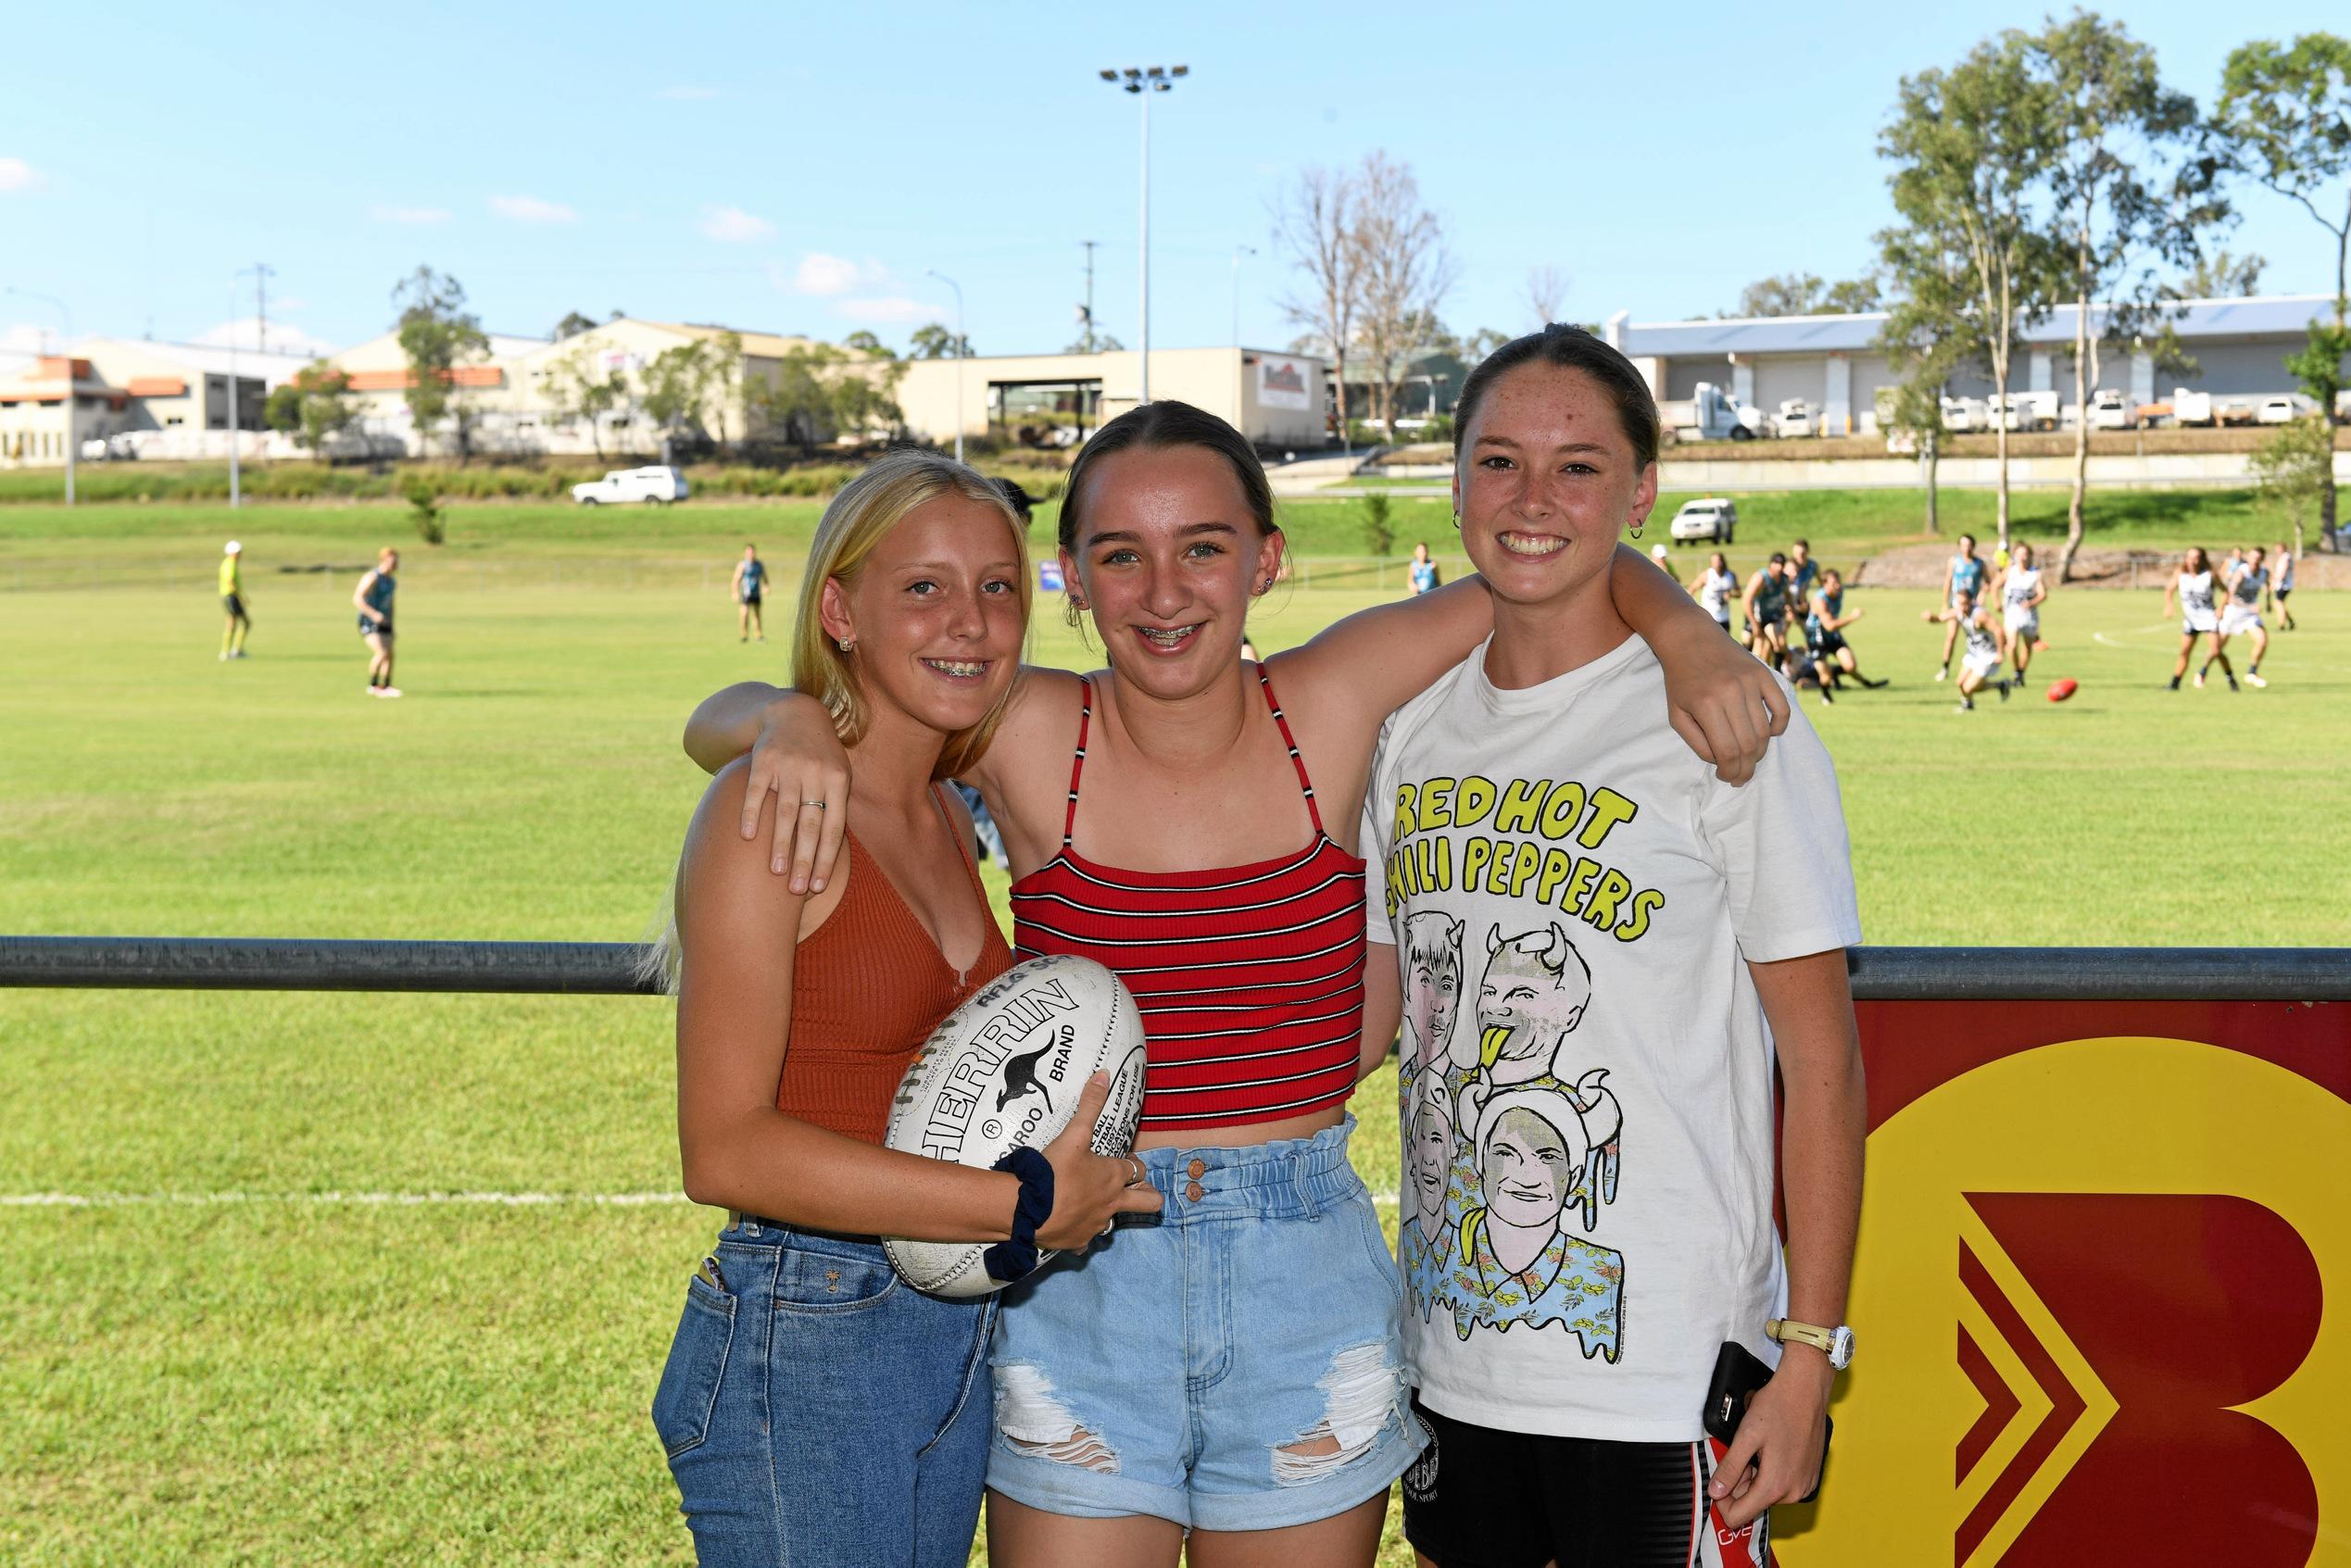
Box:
[1009,668,1367,1133]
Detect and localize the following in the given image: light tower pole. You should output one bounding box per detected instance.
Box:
[925,269,965,465]
[7,287,75,505]
[1099,65,1186,406]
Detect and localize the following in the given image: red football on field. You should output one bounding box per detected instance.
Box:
[2047,678,2079,703]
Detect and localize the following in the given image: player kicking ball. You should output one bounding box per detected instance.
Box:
[1362,325,1862,1568]
[1922,588,2009,712]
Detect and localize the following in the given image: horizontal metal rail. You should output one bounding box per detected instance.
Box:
[2,937,2348,1002]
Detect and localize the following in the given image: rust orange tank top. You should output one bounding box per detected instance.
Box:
[777,784,1013,1144]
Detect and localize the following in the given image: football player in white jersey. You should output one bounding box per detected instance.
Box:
[1921,587,2010,711]
[1994,541,2049,682]
[2165,546,2232,691]
[1689,550,1740,634]
[2270,541,2298,631]
[2218,546,2271,687]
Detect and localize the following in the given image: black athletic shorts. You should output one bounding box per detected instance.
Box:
[742,592,762,607]
[1402,1397,1770,1568]
[1809,629,1846,656]
[358,615,394,639]
[221,594,247,619]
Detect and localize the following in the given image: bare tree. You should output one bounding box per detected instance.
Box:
[1271,166,1363,443]
[1352,151,1461,441]
[1525,265,1568,328]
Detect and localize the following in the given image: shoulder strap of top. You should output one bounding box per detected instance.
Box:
[928,781,979,884]
[1256,665,1325,835]
[1062,677,1093,847]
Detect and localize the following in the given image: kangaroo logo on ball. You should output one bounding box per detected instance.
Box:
[998,1024,1070,1114]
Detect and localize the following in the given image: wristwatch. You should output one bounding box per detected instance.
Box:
[1767,1318,1854,1371]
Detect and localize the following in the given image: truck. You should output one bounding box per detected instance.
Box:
[571,465,688,505]
[1985,391,2059,433]
[1656,383,1767,443]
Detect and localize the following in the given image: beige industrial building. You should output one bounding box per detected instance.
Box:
[1608,293,2349,434]
[896,345,1329,450]
[322,317,863,458]
[0,338,309,466]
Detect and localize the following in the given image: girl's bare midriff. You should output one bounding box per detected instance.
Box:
[1134,1104,1348,1153]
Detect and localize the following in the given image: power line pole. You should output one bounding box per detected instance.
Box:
[250,262,276,356]
[1081,240,1098,354]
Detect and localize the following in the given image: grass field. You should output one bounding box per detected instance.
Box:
[4,497,2345,1564]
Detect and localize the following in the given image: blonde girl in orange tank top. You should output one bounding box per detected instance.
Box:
[646,451,1163,1567]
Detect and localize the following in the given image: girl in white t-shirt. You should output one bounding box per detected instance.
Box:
[1361,325,1862,1565]
[2165,546,2232,691]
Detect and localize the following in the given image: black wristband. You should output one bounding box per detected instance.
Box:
[983,1147,1056,1285]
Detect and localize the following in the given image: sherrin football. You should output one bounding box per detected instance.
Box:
[2047,677,2079,703]
[883,954,1147,1298]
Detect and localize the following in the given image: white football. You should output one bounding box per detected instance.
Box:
[883,953,1147,1298]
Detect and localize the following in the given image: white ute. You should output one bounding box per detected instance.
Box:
[1668,497,1738,546]
[572,465,688,505]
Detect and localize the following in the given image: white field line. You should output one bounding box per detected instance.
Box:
[6,1187,1403,1209]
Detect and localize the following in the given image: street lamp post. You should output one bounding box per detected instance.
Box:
[1099,65,1187,406]
[7,287,75,505]
[924,269,965,465]
[1230,245,1255,348]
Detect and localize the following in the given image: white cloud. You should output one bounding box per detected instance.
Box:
[490,194,578,224]
[369,202,451,225]
[699,205,775,244]
[0,157,44,193]
[661,85,720,101]
[837,296,940,325]
[792,252,865,296]
[192,317,341,357]
[2,321,56,355]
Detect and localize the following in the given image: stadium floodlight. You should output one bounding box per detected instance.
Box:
[1095,65,1188,403]
[6,286,74,505]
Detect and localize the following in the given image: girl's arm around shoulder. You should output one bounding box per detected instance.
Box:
[1615,544,1789,786]
[672,762,1161,1246]
[1270,575,1494,743]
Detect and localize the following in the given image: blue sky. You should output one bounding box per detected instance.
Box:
[3,1,2344,361]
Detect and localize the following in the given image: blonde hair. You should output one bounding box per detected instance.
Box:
[637,451,1028,996]
[791,449,1030,782]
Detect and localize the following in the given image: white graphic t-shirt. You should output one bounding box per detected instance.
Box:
[1363,632,1861,1442]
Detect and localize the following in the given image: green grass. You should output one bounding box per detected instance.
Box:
[2,502,2344,1562]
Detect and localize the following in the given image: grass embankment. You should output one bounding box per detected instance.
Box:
[3,510,2346,1563]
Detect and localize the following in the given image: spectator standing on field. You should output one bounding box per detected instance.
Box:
[1409,540,1441,596]
[354,547,401,698]
[732,544,768,643]
[219,541,252,661]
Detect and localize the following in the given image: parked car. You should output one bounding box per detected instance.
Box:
[2256,395,2318,425]
[1772,399,1816,439]
[571,465,688,505]
[1940,396,1985,433]
[1984,391,2059,433]
[1667,497,1738,546]
[2088,389,2134,431]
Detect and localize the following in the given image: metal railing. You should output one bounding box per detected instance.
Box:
[4,937,2347,1002]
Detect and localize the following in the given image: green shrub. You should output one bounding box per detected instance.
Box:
[1360,492,1396,555]
[402,476,446,545]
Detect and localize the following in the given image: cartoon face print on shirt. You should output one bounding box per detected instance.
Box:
[1449,1080,1627,1357]
[1401,911,1465,1076]
[1460,922,1591,1091]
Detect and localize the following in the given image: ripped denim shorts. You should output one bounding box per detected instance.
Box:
[987,1114,1424,1532]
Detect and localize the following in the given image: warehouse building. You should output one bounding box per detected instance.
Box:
[1606,293,2348,434]
[896,345,1328,450]
[0,338,309,466]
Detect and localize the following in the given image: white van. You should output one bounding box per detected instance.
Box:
[572,466,689,505]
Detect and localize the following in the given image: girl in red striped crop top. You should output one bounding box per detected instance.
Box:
[685,403,1789,1561]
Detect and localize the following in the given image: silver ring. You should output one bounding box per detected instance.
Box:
[1123,1155,1145,1187]
[801,800,826,809]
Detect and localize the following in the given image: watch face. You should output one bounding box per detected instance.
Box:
[1830,1325,1855,1370]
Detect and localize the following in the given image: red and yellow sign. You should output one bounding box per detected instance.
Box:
[1783,1001,2349,1567]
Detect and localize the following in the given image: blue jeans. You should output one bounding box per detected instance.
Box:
[987,1116,1421,1531]
[652,1218,999,1567]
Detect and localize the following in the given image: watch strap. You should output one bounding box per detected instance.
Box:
[1767,1318,1839,1355]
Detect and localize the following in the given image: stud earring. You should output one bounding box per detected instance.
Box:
[836,636,854,652]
